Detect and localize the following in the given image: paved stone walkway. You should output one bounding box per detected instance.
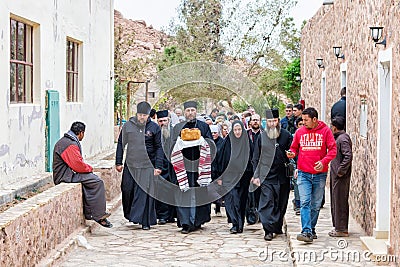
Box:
[59,191,383,267]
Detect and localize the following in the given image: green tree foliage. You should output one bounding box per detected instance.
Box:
[282,57,301,103]
[156,0,300,109]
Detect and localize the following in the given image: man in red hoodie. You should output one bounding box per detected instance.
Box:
[287,107,336,243]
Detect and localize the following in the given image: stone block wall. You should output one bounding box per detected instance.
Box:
[94,167,122,201]
[300,0,400,256]
[0,183,84,266]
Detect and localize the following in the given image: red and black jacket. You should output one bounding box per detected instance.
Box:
[53,131,92,184]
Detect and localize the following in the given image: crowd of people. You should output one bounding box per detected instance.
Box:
[53,87,352,244]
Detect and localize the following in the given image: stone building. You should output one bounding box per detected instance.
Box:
[0,0,115,187]
[300,0,400,257]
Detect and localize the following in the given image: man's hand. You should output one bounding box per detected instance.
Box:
[115,165,123,173]
[314,161,323,172]
[294,169,298,179]
[251,177,261,187]
[216,179,222,186]
[286,150,295,159]
[154,168,162,176]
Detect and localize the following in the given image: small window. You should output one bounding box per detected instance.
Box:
[66,39,79,102]
[148,92,155,98]
[360,98,367,138]
[10,18,33,103]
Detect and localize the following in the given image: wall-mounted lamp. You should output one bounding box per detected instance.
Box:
[316,58,325,69]
[333,46,345,60]
[369,26,386,47]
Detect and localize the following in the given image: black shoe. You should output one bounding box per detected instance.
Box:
[312,229,317,239]
[230,226,238,234]
[167,218,176,223]
[142,225,150,230]
[297,232,313,243]
[181,225,190,234]
[96,218,113,228]
[158,219,167,225]
[275,229,283,235]
[264,233,273,241]
[237,228,243,233]
[295,208,301,215]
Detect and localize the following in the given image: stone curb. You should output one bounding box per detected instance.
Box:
[38,195,122,267]
[0,174,53,207]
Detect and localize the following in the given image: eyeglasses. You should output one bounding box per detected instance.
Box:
[285,110,292,112]
[251,119,260,121]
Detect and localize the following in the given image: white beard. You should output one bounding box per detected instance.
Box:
[161,126,170,139]
[267,126,280,139]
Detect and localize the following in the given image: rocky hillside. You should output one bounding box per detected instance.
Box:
[114,10,169,79]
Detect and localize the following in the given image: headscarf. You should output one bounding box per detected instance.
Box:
[218,120,250,174]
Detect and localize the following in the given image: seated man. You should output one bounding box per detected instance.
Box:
[53,121,112,228]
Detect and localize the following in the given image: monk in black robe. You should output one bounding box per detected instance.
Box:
[115,102,163,230]
[252,109,293,241]
[170,101,213,234]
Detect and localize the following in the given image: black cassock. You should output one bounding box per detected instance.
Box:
[171,119,213,228]
[116,117,163,227]
[252,129,292,234]
[217,121,250,232]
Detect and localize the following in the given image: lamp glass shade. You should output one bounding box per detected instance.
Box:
[316,58,324,68]
[369,26,383,42]
[333,46,342,57]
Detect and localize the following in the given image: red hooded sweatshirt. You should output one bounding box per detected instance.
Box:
[289,121,337,174]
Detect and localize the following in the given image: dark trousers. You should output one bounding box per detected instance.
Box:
[276,182,291,232]
[71,172,107,221]
[330,175,350,231]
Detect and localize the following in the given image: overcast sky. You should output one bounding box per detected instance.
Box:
[114,0,323,31]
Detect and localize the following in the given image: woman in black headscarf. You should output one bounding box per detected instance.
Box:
[217,120,250,233]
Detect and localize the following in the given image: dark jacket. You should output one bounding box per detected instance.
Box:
[280,116,296,134]
[116,117,163,169]
[53,130,93,184]
[331,96,346,121]
[330,131,352,179]
[247,129,262,172]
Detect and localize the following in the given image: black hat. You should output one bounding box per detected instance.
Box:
[183,101,197,110]
[266,108,280,119]
[137,101,151,115]
[156,110,168,118]
[149,109,156,118]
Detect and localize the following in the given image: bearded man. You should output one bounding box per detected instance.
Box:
[170,100,213,234]
[115,102,163,230]
[251,108,293,241]
[155,110,176,224]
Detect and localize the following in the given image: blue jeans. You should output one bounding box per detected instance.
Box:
[297,171,327,234]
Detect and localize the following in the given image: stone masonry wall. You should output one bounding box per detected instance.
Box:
[300,0,400,256]
[0,183,84,266]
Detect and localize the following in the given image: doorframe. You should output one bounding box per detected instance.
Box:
[375,48,392,239]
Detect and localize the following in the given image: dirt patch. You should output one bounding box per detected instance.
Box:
[0,183,54,213]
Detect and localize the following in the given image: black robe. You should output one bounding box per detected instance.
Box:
[156,126,176,222]
[217,121,251,230]
[116,117,163,227]
[170,119,213,228]
[252,129,293,234]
